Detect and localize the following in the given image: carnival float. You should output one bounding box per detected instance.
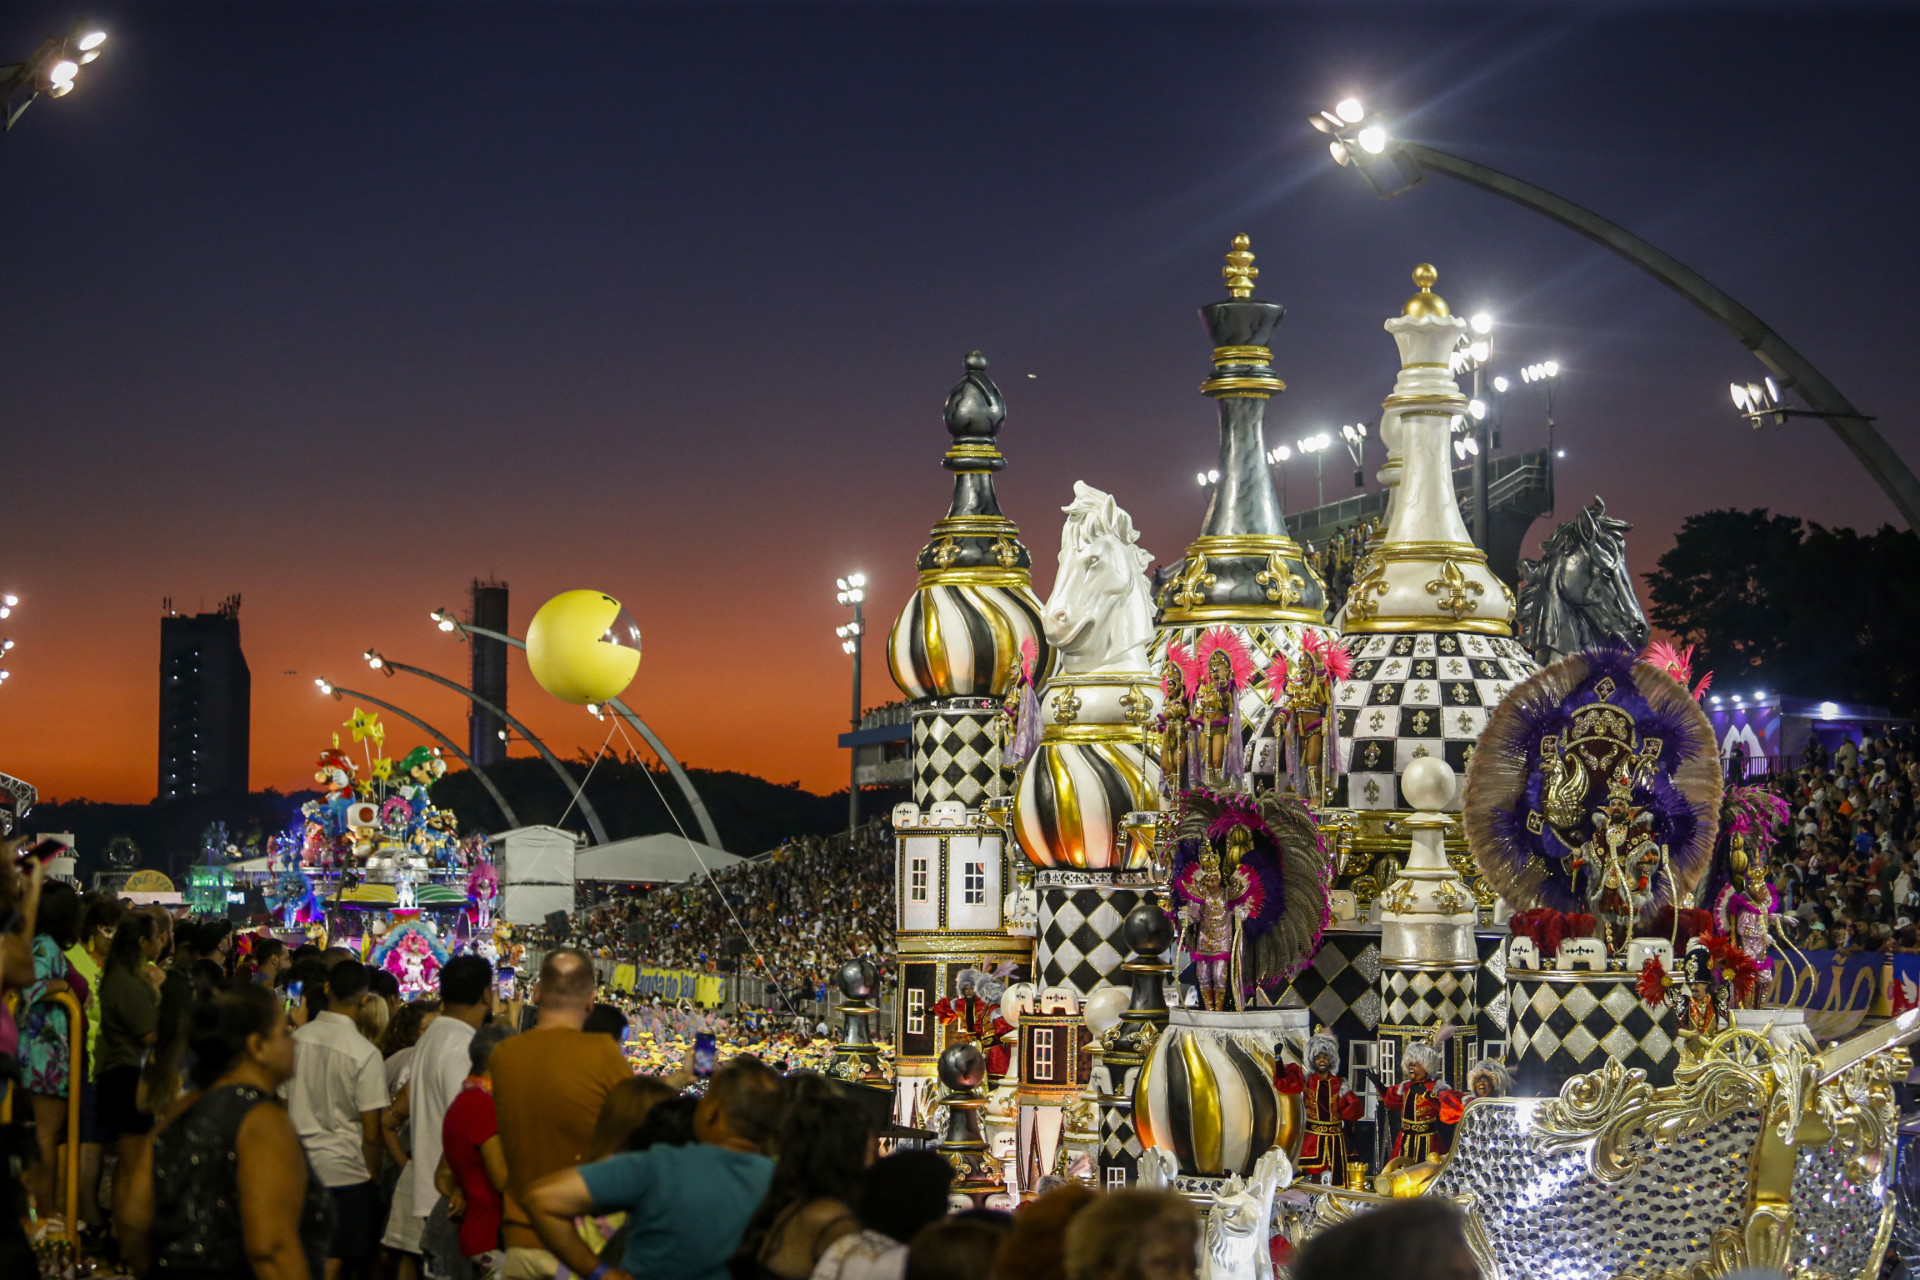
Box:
[873,242,1915,1279]
[261,708,505,992]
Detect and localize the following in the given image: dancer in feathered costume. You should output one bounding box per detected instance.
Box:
[1699,786,1794,1005]
[1158,641,1201,795]
[1463,642,1722,933]
[1168,789,1332,1007]
[1001,636,1045,769]
[1193,628,1255,788]
[1268,632,1353,803]
[1380,1037,1464,1166]
[1640,639,1713,702]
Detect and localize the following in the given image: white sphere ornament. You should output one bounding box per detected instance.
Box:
[1081,985,1130,1037]
[1402,755,1457,813]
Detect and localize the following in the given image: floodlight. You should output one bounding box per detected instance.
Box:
[1470,313,1493,335]
[1334,98,1364,124]
[1493,376,1509,394]
[76,30,107,51]
[1357,125,1388,155]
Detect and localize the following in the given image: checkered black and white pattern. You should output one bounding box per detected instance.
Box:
[912,700,1002,806]
[1331,631,1535,811]
[1038,884,1146,996]
[1507,973,1680,1096]
[1285,931,1383,1045]
[1476,934,1509,1046]
[1099,1102,1142,1185]
[1381,966,1476,1028]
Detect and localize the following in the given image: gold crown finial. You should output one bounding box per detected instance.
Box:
[1223,234,1258,298]
[1403,262,1450,318]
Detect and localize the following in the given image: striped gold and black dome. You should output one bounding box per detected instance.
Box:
[887,352,1052,700]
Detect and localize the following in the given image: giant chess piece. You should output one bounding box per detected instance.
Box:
[935,1043,1003,1202]
[1099,900,1175,1188]
[1376,756,1478,1085]
[828,958,886,1084]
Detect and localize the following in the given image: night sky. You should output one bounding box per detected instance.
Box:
[3,1,1915,806]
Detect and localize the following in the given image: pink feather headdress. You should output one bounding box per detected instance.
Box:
[1264,652,1290,696]
[1019,635,1039,685]
[1641,640,1712,701]
[1204,793,1275,843]
[1164,641,1201,699]
[1302,630,1355,682]
[1195,627,1256,690]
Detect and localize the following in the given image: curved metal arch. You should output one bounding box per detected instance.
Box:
[321,684,520,830]
[1375,139,1917,529]
[441,621,726,851]
[380,657,611,845]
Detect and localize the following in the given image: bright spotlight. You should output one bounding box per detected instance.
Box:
[1334,98,1364,124]
[76,30,107,51]
[1469,399,1487,421]
[1196,472,1208,486]
[48,60,78,86]
[848,573,866,588]
[1470,313,1493,335]
[1208,469,1219,483]
[1328,141,1350,167]
[1544,360,1559,377]
[1493,376,1509,394]
[1356,125,1388,155]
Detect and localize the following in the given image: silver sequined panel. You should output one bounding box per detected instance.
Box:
[1790,1141,1892,1279]
[1429,1100,1760,1280]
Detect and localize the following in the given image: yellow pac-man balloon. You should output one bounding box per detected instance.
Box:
[525,590,642,706]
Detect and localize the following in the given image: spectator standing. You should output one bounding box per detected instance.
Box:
[524,1057,785,1280]
[66,891,124,1229]
[0,842,47,1272]
[253,936,291,987]
[489,948,632,1280]
[287,960,391,1280]
[1060,1191,1197,1280]
[21,878,86,1227]
[435,1024,515,1273]
[97,911,165,1228]
[120,982,334,1280]
[730,1084,874,1279]
[378,998,440,1280]
[1289,1198,1479,1280]
[411,956,496,1233]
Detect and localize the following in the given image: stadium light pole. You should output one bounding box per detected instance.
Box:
[835,574,867,834]
[428,610,725,850]
[3,25,107,130]
[313,678,520,829]
[1297,432,1332,509]
[364,648,609,845]
[1309,98,1919,530]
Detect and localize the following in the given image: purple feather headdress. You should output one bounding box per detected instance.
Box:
[1463,641,1723,922]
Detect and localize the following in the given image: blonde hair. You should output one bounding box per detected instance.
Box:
[1062,1190,1198,1280]
[355,992,391,1045]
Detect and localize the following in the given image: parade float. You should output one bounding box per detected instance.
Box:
[267,708,504,992]
[873,244,1915,1278]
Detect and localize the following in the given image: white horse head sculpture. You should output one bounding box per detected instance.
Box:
[1043,481,1156,675]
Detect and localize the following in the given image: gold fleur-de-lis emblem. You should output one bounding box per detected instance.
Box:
[1118,685,1151,725]
[1450,683,1471,704]
[1414,660,1433,679]
[1457,711,1475,734]
[1412,711,1431,735]
[1394,636,1414,655]
[1052,689,1083,724]
[1170,556,1216,610]
[1341,684,1360,702]
[1411,683,1432,702]
[1368,709,1387,732]
[1363,779,1382,804]
[1344,553,1388,623]
[1447,659,1465,675]
[991,535,1022,568]
[1425,559,1485,618]
[1362,743,1382,768]
[931,537,962,568]
[1438,635,1459,654]
[1376,685,1396,704]
[1256,552,1305,605]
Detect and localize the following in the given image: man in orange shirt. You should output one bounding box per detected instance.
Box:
[487,947,632,1280]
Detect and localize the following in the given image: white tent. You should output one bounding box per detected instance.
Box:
[573,833,744,885]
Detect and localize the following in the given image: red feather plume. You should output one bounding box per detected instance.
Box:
[1636,955,1668,1007]
[1705,933,1761,1006]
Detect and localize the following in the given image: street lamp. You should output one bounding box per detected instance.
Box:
[3,26,107,131]
[1296,433,1331,508]
[835,573,866,832]
[1310,95,1918,529]
[1339,423,1368,490]
[1727,376,1873,430]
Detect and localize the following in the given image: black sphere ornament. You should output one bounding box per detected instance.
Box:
[1124,896,1174,956]
[837,958,877,1001]
[938,1042,988,1091]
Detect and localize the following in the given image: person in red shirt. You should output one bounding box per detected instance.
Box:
[1379,1041,1464,1167]
[1274,1030,1363,1186]
[438,1024,513,1266]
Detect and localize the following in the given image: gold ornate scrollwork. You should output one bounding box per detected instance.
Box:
[1170,556,1216,610]
[1425,559,1484,618]
[1255,551,1305,605]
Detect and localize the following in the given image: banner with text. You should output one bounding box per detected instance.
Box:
[611,964,724,1006]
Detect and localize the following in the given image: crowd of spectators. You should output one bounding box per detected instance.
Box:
[1764,727,1920,955]
[1300,520,1380,617]
[548,822,896,1007]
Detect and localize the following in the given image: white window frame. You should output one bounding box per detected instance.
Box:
[1032,1027,1055,1080]
[1105,1167,1128,1190]
[910,857,929,903]
[963,860,986,904]
[907,988,926,1035]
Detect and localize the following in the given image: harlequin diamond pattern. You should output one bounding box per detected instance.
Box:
[1284,934,1382,1042]
[1382,967,1476,1027]
[1507,972,1679,1096]
[1039,886,1145,996]
[1331,631,1535,810]
[1100,1104,1142,1179]
[913,707,1001,805]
